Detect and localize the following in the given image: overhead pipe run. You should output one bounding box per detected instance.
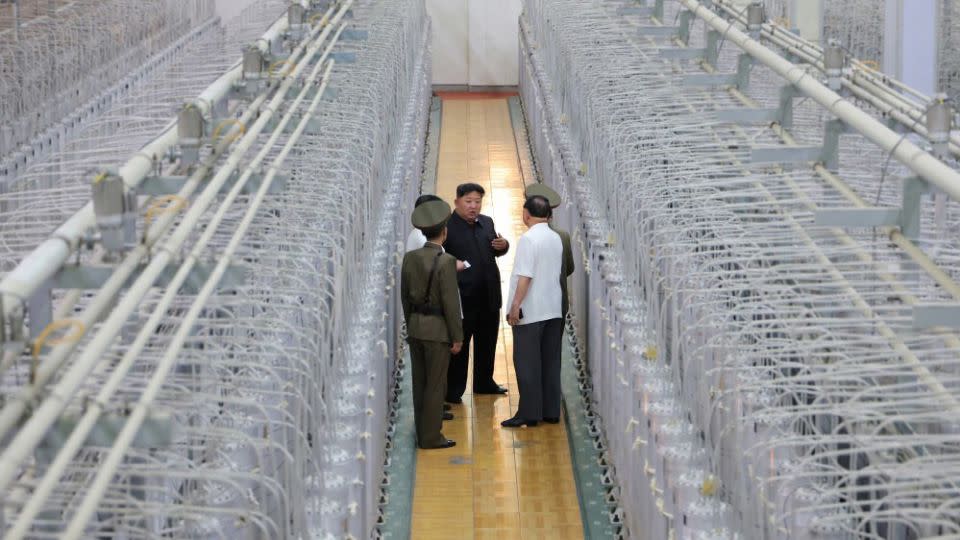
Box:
[680,0,960,204]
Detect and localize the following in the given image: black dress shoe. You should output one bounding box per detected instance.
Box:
[475,384,508,395]
[420,439,456,449]
[443,403,452,411]
[543,417,560,424]
[501,416,538,428]
[445,397,463,404]
[442,412,454,421]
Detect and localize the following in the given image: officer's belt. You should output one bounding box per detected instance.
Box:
[412,304,443,316]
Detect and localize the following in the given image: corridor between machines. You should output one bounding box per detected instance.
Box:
[409,94,585,540]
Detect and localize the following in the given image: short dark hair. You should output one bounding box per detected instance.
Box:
[456,183,485,199]
[415,194,442,207]
[421,224,446,240]
[524,195,552,219]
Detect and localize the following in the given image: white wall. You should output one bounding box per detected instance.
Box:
[428,0,522,86]
[428,0,470,85]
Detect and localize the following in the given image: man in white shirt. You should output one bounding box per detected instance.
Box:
[502,195,564,428]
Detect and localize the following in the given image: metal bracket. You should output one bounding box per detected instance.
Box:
[660,48,706,61]
[678,10,694,44]
[778,84,802,129]
[913,304,960,329]
[654,0,664,19]
[813,177,933,239]
[705,29,721,66]
[821,119,852,171]
[341,29,368,41]
[37,410,174,463]
[814,208,901,227]
[330,51,357,64]
[714,108,780,124]
[27,282,53,341]
[901,176,932,239]
[617,5,654,16]
[735,53,754,91]
[750,146,823,164]
[681,73,737,87]
[142,171,288,197]
[54,262,249,294]
[637,26,679,38]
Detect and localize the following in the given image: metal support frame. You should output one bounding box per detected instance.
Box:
[678,9,694,44]
[141,171,289,197]
[37,410,174,463]
[750,145,822,164]
[913,304,960,329]
[637,25,680,38]
[777,84,801,129]
[714,107,780,124]
[813,176,935,241]
[661,48,706,61]
[53,263,248,295]
[682,73,738,87]
[735,53,754,91]
[821,119,852,171]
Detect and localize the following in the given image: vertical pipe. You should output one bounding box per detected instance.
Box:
[884,0,939,95]
[789,0,823,43]
[13,0,20,41]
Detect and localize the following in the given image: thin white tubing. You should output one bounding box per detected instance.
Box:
[4,27,344,536]
[0,10,290,321]
[0,2,350,493]
[60,52,339,540]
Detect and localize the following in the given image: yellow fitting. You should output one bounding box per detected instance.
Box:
[92,171,109,185]
[268,59,295,79]
[700,474,719,496]
[861,59,880,72]
[212,119,247,146]
[31,319,86,383]
[144,195,188,231]
[309,13,329,27]
[644,345,658,360]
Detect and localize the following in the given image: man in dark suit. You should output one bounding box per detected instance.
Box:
[443,182,510,403]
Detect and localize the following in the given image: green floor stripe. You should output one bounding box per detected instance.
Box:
[562,335,618,539]
[380,351,416,540]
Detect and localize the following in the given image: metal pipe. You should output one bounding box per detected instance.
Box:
[681,0,960,205]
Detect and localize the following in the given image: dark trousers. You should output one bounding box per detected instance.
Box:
[446,307,500,400]
[511,318,563,421]
[409,339,450,448]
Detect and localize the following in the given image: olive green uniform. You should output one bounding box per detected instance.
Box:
[550,223,575,319]
[401,243,464,449]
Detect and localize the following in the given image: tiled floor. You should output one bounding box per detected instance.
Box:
[411,96,584,540]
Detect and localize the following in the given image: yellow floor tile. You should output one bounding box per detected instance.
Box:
[410,96,584,540]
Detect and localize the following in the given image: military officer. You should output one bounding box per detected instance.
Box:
[524,183,575,319]
[401,200,464,449]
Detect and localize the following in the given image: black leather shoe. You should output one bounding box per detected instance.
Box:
[543,417,560,424]
[443,403,452,411]
[445,397,462,404]
[419,439,456,449]
[475,384,508,395]
[428,439,456,449]
[501,416,537,428]
[443,412,454,421]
